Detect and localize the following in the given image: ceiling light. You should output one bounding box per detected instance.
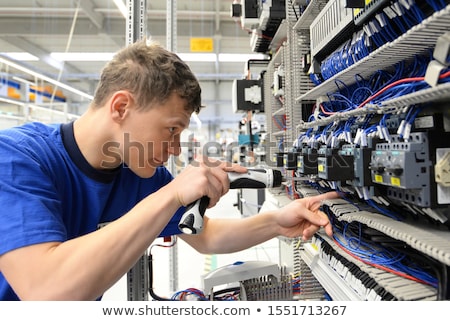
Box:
[12,76,36,86]
[50,52,114,61]
[177,53,217,62]
[47,52,268,64]
[218,53,268,62]
[52,52,221,63]
[0,55,93,100]
[171,53,268,62]
[0,52,39,61]
[113,0,128,19]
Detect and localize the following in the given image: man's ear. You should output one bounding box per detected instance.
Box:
[110,91,133,122]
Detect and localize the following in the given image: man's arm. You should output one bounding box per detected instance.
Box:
[0,183,182,300]
[180,192,338,254]
[0,160,246,300]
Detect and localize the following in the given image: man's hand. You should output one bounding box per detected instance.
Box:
[276,192,339,241]
[171,157,247,208]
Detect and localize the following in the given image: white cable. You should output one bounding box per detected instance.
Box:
[50,0,81,106]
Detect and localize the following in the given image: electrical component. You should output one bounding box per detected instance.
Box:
[435,148,450,211]
[275,152,285,167]
[201,260,292,300]
[369,127,450,213]
[370,133,432,207]
[297,147,319,175]
[284,151,299,170]
[310,0,355,59]
[353,0,390,26]
[239,0,260,29]
[346,0,365,8]
[425,31,450,87]
[273,66,284,97]
[230,3,242,18]
[340,144,373,188]
[435,150,450,187]
[370,135,429,189]
[317,146,355,181]
[238,0,286,53]
[232,79,263,113]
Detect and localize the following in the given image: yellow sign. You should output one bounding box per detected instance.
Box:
[353,0,372,15]
[190,38,214,52]
[391,177,401,187]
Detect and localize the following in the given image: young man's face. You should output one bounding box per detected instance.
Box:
[120,93,192,178]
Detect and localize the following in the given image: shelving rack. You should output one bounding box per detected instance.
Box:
[0,57,88,128]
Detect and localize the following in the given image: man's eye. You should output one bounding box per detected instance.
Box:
[169,127,176,133]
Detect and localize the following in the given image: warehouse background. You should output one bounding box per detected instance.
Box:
[0,0,277,300]
[2,0,450,302]
[0,0,269,138]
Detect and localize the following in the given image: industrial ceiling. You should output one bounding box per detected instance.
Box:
[0,0,262,109]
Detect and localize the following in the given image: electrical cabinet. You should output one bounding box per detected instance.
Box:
[260,0,450,301]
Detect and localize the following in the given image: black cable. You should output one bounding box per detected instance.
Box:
[147,253,171,301]
[289,0,299,20]
[213,286,241,300]
[386,244,445,300]
[442,263,448,300]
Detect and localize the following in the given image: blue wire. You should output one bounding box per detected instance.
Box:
[332,221,438,286]
[366,199,403,221]
[426,0,440,11]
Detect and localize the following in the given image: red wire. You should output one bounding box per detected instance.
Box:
[320,70,450,115]
[332,238,434,286]
[319,103,336,115]
[357,77,424,108]
[357,70,450,109]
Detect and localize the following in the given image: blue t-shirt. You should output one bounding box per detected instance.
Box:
[0,122,185,300]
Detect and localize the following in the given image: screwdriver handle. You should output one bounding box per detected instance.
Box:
[178,196,210,234]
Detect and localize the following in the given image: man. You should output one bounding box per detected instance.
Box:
[0,39,337,300]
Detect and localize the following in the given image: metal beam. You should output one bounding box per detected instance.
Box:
[79,0,104,29]
[0,7,234,20]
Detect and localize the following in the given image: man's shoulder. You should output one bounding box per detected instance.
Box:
[0,122,63,162]
[0,122,60,143]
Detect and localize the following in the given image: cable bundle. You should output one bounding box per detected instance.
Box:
[317,0,445,82]
[331,221,439,289]
[302,54,450,149]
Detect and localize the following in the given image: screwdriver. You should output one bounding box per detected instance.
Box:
[178,168,282,234]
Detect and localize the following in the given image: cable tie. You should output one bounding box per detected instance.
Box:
[399,0,412,11]
[397,119,406,135]
[403,123,412,140]
[377,125,384,140]
[361,132,368,147]
[383,6,397,19]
